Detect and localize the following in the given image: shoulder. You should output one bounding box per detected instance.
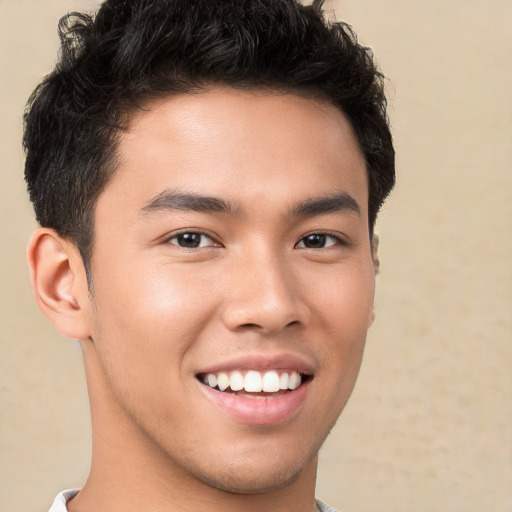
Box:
[48,490,79,512]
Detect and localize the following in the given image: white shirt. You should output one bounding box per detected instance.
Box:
[48,490,79,512]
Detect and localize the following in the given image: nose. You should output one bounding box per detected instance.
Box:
[220,249,310,334]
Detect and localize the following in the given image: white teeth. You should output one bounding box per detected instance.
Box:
[230,371,244,391]
[217,372,230,391]
[262,371,280,392]
[203,370,304,393]
[279,372,289,390]
[288,372,301,390]
[244,371,262,392]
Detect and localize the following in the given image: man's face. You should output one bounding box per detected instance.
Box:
[84,88,375,493]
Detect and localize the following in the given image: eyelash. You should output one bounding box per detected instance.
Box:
[166,230,220,249]
[166,230,345,250]
[295,232,345,249]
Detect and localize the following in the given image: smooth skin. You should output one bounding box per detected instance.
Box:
[28,88,376,512]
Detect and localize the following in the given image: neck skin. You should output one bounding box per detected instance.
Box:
[69,341,319,512]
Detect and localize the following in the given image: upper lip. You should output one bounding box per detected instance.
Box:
[195,353,316,377]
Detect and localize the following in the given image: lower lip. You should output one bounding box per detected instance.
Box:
[198,380,310,425]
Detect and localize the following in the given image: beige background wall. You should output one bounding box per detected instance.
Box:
[1,1,511,511]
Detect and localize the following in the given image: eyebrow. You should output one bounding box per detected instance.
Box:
[291,192,361,218]
[139,190,360,218]
[139,190,238,216]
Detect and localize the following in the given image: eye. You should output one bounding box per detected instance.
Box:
[167,232,218,249]
[296,233,340,249]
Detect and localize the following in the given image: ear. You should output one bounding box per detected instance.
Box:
[368,233,380,327]
[27,228,92,340]
[371,233,380,276]
[368,306,376,328]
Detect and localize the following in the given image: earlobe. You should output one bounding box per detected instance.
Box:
[27,228,91,340]
[368,307,375,327]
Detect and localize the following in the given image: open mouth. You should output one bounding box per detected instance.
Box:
[197,370,311,397]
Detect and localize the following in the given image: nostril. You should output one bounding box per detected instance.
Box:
[240,323,259,329]
[237,320,299,331]
[220,284,310,333]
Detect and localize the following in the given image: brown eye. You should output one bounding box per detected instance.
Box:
[168,232,215,248]
[297,233,338,249]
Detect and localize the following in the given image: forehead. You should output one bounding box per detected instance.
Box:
[104,87,367,215]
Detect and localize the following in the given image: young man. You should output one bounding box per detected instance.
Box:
[23,1,395,510]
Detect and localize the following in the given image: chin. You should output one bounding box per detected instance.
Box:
[191,459,309,495]
[178,434,322,496]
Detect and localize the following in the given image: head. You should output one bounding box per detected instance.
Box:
[24,0,395,504]
[24,0,394,277]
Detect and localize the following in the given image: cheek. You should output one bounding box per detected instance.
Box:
[306,261,374,392]
[307,260,375,334]
[88,261,218,389]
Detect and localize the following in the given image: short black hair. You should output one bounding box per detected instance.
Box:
[23,0,395,271]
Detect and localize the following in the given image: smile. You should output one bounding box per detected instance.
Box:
[200,370,303,394]
[195,356,314,425]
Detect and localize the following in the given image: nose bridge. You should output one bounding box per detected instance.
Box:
[221,242,308,333]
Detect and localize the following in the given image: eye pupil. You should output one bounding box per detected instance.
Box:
[177,233,202,248]
[303,234,326,248]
